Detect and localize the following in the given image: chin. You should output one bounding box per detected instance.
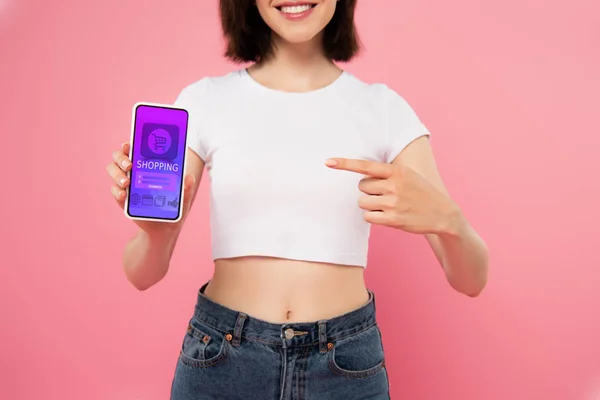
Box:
[278,29,320,44]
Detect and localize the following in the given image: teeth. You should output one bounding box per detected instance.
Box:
[280,4,312,14]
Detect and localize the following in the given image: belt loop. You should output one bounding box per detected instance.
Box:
[232,313,247,347]
[318,320,327,354]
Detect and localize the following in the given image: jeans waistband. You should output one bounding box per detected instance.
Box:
[191,282,378,351]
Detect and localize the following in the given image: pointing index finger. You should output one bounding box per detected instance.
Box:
[325,158,393,179]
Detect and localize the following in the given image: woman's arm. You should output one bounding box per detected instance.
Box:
[122,150,204,290]
[393,137,489,297]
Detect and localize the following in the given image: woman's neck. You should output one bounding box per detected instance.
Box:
[247,34,343,93]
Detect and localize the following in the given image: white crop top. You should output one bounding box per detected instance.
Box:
[174,69,430,267]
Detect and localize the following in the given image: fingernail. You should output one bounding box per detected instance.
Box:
[325,159,337,167]
[119,177,128,187]
[122,160,131,168]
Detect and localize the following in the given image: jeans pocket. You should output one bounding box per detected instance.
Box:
[179,318,229,368]
[328,324,386,379]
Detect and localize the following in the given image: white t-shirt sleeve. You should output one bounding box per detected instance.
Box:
[383,85,431,164]
[173,82,208,161]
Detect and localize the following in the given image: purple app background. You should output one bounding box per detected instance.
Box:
[128,104,188,220]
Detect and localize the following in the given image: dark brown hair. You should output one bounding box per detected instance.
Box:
[220,0,360,63]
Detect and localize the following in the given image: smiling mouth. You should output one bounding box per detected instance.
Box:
[275,3,317,14]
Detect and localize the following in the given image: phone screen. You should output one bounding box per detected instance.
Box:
[126,103,188,222]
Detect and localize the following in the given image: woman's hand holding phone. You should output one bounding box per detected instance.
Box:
[106,142,195,235]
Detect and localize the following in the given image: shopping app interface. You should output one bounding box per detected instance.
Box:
[128,104,188,220]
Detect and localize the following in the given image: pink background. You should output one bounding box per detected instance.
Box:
[1,0,599,399]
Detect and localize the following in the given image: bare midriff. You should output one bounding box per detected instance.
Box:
[203,256,370,324]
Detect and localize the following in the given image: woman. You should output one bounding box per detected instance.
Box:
[106,1,489,399]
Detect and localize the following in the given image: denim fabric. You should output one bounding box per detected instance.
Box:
[170,283,390,400]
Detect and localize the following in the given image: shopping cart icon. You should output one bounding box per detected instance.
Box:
[151,132,168,153]
[141,123,179,160]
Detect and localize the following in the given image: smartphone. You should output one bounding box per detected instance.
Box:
[124,102,189,223]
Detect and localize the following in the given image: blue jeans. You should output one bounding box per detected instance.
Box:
[170,282,390,399]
